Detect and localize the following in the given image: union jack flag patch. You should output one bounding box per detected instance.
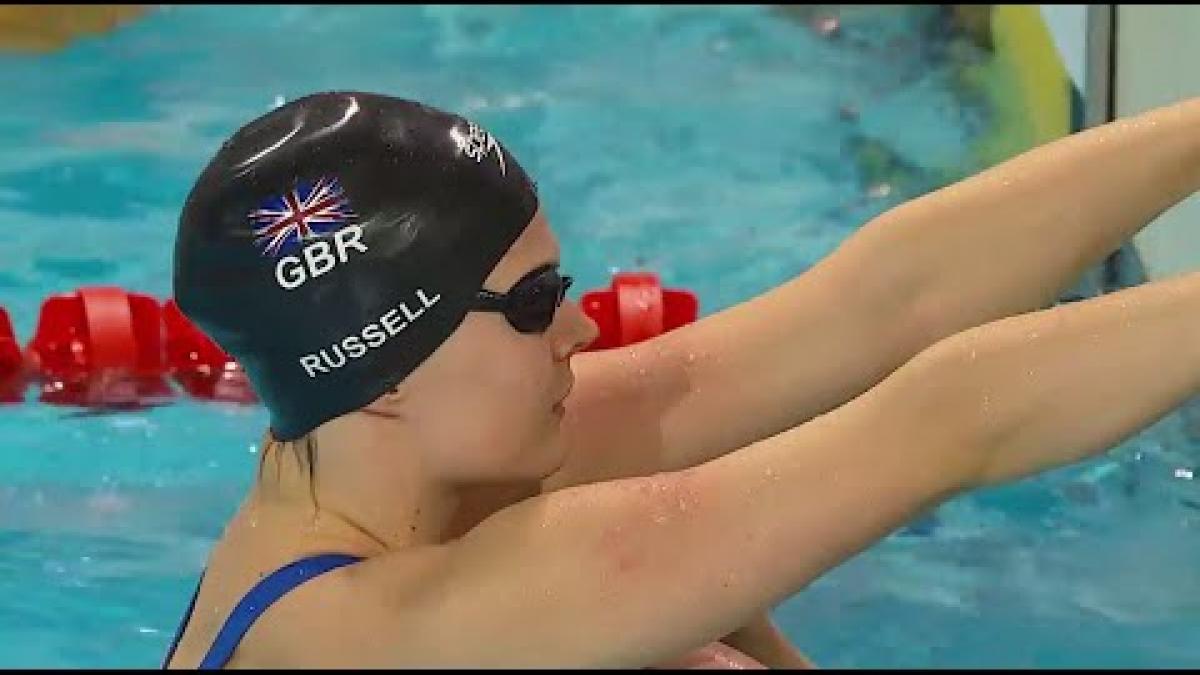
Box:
[249,176,356,257]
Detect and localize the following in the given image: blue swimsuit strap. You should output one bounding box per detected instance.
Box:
[162,553,364,669]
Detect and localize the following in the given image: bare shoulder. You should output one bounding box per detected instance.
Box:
[221,545,455,669]
[166,499,460,670]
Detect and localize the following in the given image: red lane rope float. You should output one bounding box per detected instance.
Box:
[0,307,26,403]
[579,271,699,352]
[162,299,257,404]
[26,286,173,409]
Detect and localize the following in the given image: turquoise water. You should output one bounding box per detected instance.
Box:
[0,5,1196,668]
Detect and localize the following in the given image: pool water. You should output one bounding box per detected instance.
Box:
[0,5,1196,668]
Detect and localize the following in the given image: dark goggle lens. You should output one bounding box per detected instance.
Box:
[507,269,572,333]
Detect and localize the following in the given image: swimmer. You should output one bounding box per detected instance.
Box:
[164,91,1200,668]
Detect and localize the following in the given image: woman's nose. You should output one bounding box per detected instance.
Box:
[551,299,599,361]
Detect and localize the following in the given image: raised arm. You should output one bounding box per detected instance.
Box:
[869,96,1200,341]
[270,268,1200,667]
[932,269,1200,486]
[549,96,1200,491]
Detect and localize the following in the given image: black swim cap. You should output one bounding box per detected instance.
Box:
[174,92,539,440]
